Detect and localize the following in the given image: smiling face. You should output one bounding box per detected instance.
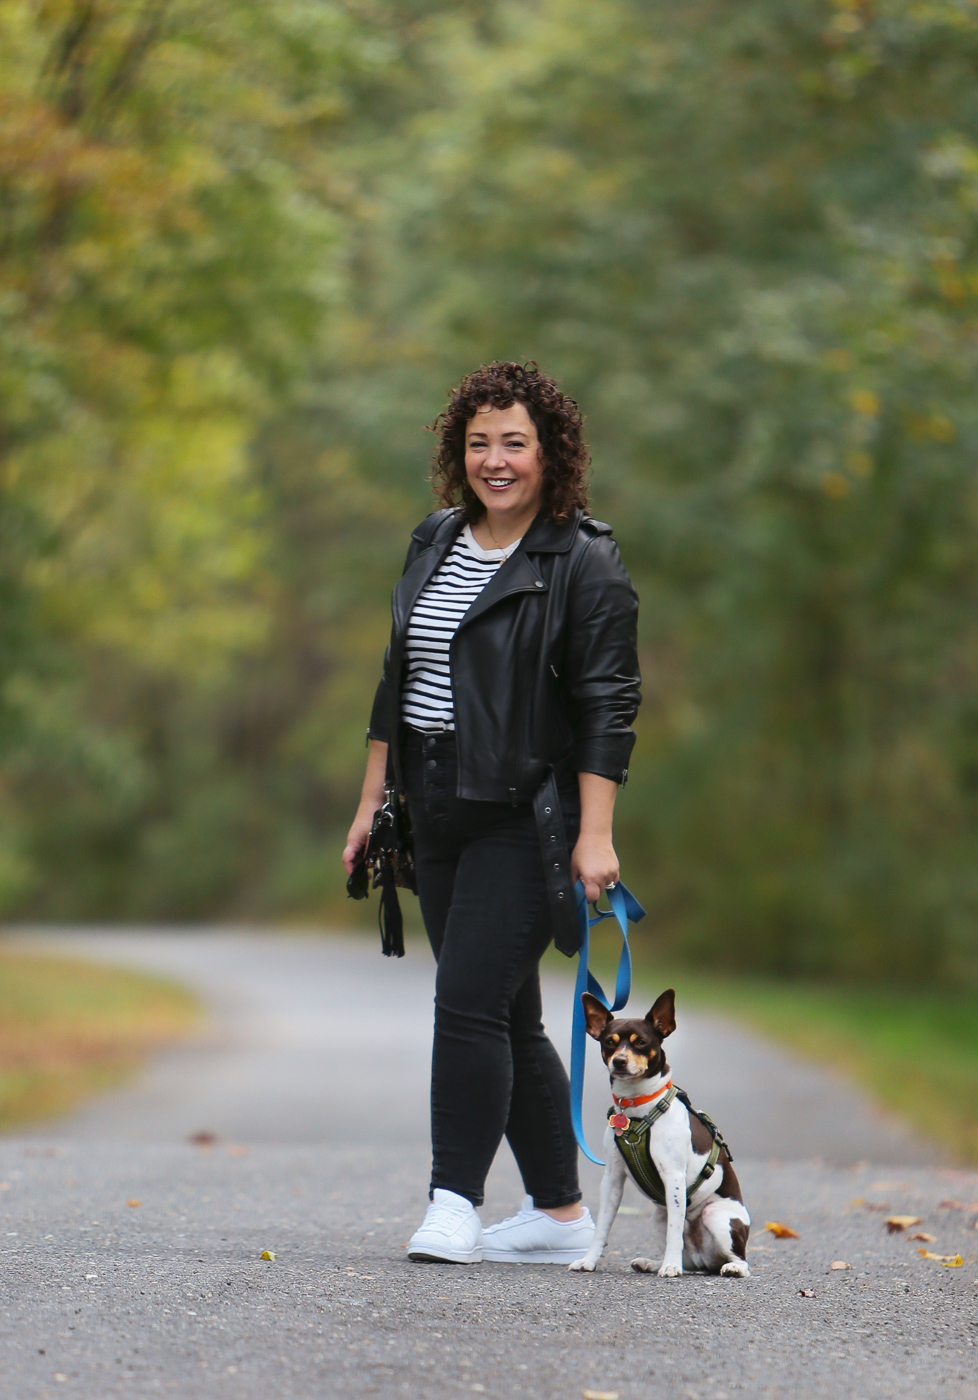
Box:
[464,402,546,524]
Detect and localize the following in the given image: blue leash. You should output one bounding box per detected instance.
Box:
[569,878,646,1165]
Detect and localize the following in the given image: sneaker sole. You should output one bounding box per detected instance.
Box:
[407,1246,483,1264]
[481,1245,592,1264]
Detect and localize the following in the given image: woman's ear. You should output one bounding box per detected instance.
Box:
[581,992,611,1039]
[646,988,676,1039]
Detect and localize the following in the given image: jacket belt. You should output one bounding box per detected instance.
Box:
[533,768,581,956]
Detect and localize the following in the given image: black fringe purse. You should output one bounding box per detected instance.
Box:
[346,787,417,957]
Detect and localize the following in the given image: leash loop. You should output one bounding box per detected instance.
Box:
[569,878,645,1165]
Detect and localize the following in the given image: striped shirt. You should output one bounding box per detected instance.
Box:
[401,524,522,732]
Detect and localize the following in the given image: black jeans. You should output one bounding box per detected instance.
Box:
[402,727,582,1209]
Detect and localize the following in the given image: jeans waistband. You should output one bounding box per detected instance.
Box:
[402,724,457,751]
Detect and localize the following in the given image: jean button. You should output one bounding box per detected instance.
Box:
[426,759,438,770]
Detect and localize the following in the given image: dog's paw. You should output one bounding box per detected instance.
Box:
[630,1257,655,1273]
[719,1259,750,1278]
[657,1261,683,1278]
[567,1257,596,1272]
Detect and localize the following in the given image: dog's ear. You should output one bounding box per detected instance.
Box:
[647,988,676,1039]
[581,993,611,1040]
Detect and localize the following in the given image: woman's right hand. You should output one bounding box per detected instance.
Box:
[343,739,390,875]
[342,808,375,875]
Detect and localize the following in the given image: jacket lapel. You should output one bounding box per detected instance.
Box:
[391,520,461,637]
[393,508,583,637]
[455,550,547,632]
[456,509,583,630]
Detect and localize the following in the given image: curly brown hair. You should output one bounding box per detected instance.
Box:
[429,362,590,524]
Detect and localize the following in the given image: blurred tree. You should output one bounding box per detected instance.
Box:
[0,0,388,911]
[3,0,978,986]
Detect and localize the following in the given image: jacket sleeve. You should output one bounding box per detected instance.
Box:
[367,645,394,743]
[563,533,641,782]
[366,527,428,744]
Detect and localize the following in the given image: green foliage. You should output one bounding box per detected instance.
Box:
[0,0,395,911]
[3,0,978,985]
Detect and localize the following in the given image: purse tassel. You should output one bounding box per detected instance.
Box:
[378,861,405,958]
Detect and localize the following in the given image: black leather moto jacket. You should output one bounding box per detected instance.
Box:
[367,506,641,952]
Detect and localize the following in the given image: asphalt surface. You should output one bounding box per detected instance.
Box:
[1,929,975,1400]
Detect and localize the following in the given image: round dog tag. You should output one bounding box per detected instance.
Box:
[610,1111,629,1136]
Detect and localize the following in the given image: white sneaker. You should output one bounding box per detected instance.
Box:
[407,1189,483,1264]
[482,1196,595,1264]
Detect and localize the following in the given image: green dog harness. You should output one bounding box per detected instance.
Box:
[608,1085,733,1207]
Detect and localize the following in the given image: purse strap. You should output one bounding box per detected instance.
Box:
[569,878,646,1165]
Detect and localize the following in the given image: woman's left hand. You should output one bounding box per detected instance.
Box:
[571,833,620,906]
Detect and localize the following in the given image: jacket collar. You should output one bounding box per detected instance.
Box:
[520,508,582,553]
[411,506,582,553]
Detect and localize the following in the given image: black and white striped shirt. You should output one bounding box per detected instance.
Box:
[401,524,521,732]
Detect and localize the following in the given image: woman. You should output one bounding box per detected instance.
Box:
[342,362,640,1264]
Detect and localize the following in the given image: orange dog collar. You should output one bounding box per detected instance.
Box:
[613,1080,673,1110]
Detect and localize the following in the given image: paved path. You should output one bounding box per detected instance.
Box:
[1,929,975,1400]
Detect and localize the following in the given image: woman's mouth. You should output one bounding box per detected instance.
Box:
[485,478,516,491]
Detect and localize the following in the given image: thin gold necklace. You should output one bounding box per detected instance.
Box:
[484,517,517,553]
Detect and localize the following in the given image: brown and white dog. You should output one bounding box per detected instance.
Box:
[569,989,750,1278]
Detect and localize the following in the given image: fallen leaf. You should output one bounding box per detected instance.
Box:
[259,1249,277,1261]
[765,1221,800,1239]
[583,1392,620,1400]
[917,1249,963,1266]
[938,1199,978,1211]
[798,1288,815,1297]
[829,1261,850,1271]
[188,1131,218,1148]
[885,1216,923,1233]
[127,1199,141,1208]
[907,1232,936,1243]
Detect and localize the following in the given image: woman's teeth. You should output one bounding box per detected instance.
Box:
[487,478,514,488]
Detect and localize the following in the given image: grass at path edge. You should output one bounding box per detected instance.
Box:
[0,947,201,1132]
